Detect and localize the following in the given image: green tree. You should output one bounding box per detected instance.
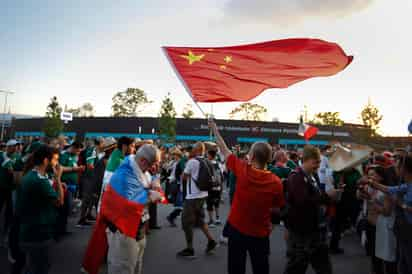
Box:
[229,102,267,121]
[309,112,344,126]
[361,100,383,137]
[112,88,152,117]
[66,102,95,117]
[182,104,194,119]
[159,93,177,143]
[43,96,64,138]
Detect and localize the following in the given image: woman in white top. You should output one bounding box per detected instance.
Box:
[368,165,398,274]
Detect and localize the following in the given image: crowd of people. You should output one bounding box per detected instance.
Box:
[0,120,411,274]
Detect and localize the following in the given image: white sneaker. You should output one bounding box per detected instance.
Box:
[219,235,228,245]
[8,249,16,264]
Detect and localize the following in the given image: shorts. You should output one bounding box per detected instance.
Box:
[182,198,206,229]
[207,190,221,211]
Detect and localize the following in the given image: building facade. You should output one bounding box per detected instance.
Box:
[11,117,372,148]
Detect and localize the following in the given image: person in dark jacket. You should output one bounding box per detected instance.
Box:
[284,145,332,274]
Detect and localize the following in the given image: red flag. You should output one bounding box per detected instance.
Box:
[163,38,353,102]
[298,116,319,141]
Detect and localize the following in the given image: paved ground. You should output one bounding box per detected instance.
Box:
[0,197,370,274]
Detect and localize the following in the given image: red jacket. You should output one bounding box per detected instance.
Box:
[227,154,285,238]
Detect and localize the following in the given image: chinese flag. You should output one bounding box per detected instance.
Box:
[163,38,353,102]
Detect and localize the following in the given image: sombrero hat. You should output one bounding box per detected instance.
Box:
[329,143,373,172]
[170,147,183,157]
[102,137,117,151]
[204,141,217,151]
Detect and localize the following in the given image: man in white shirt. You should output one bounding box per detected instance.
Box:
[177,142,217,258]
[318,146,335,194]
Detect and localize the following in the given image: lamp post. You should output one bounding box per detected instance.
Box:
[0,90,14,141]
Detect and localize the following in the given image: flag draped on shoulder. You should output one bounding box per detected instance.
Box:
[163,38,353,102]
[82,156,149,274]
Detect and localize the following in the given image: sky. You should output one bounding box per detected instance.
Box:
[1,0,411,136]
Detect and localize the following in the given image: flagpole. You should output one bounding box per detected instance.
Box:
[209,104,214,140]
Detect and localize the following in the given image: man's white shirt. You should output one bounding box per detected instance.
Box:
[184,158,208,200]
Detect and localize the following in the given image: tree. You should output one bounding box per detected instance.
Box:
[79,103,94,117]
[182,104,194,119]
[309,112,344,126]
[43,96,64,138]
[112,88,152,117]
[361,100,383,136]
[66,102,95,117]
[229,102,267,121]
[158,93,177,143]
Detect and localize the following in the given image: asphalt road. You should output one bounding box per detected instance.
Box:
[1,196,370,274]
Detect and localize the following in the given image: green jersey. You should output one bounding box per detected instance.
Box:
[60,151,79,185]
[286,160,298,170]
[269,164,292,180]
[17,170,58,242]
[0,152,16,190]
[84,146,97,177]
[101,149,125,190]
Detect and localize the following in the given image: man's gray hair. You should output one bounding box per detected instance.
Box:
[136,144,160,165]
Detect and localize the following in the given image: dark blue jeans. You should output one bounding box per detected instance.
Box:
[284,231,332,274]
[227,223,270,274]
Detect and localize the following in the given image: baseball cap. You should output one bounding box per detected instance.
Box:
[6,139,19,147]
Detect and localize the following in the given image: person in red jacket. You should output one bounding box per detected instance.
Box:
[209,121,285,274]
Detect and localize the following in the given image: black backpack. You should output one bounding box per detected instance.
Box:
[193,157,217,192]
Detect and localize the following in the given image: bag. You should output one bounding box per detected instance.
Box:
[211,162,223,191]
[193,157,216,192]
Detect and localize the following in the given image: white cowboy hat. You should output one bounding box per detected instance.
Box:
[329,143,373,172]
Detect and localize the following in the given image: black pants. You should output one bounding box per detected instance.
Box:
[330,200,359,249]
[149,203,158,228]
[284,231,332,274]
[227,223,270,274]
[398,238,412,274]
[0,189,13,234]
[55,192,71,239]
[9,217,26,274]
[365,223,381,274]
[168,208,182,220]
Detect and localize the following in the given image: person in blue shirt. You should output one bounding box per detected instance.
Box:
[368,154,412,274]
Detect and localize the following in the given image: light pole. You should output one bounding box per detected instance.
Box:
[0,90,14,141]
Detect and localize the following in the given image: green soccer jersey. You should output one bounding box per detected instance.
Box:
[60,151,79,185]
[13,153,25,172]
[101,149,125,190]
[17,170,58,243]
[286,160,298,170]
[105,149,124,173]
[84,146,97,177]
[0,152,16,190]
[269,164,292,180]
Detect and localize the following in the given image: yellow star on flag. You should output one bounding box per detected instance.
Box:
[180,50,205,65]
[224,56,232,63]
[220,65,227,70]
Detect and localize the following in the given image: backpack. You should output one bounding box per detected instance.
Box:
[192,157,217,192]
[210,162,223,191]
